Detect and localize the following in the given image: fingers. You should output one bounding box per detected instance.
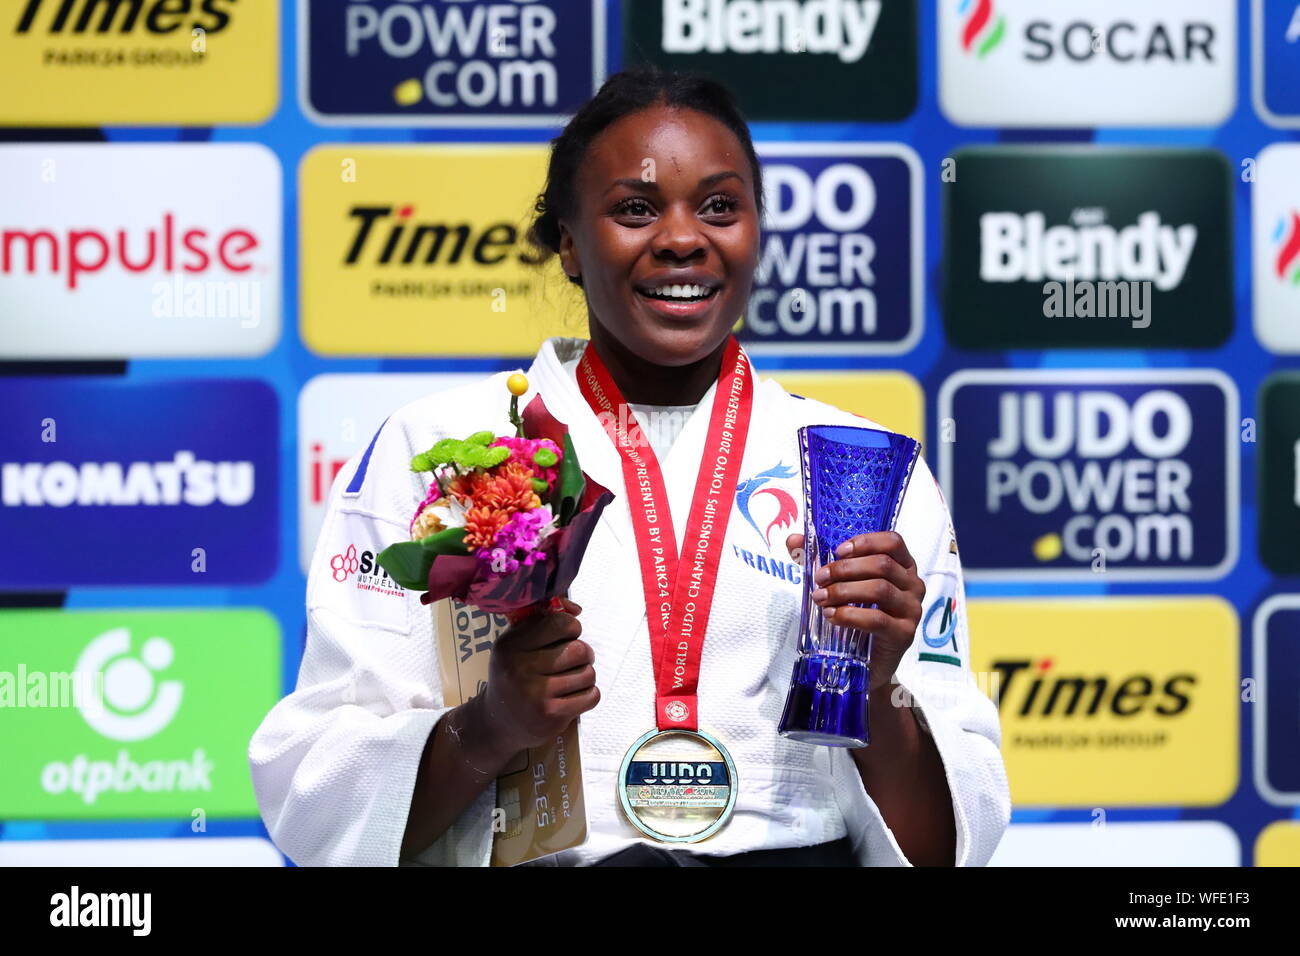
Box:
[834,531,917,570]
[786,533,805,557]
[496,610,582,651]
[815,552,915,594]
[813,574,914,617]
[541,663,598,699]
[533,637,595,675]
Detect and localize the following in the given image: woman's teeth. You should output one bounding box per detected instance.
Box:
[642,284,716,301]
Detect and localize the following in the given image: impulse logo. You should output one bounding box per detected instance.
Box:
[959,0,1004,58]
[1,213,261,290]
[1273,211,1300,284]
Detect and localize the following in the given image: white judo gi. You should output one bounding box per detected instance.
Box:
[248,337,1011,867]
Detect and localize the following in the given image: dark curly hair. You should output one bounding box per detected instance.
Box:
[527,68,765,286]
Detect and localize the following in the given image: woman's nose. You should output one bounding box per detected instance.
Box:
[651,205,706,261]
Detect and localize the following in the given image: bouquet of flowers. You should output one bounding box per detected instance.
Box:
[376,373,613,616]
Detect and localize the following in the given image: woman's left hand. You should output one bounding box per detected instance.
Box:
[786,531,926,692]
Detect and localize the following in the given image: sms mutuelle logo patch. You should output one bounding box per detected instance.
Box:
[299,145,574,356]
[0,0,278,125]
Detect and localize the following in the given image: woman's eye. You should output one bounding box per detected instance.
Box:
[702,195,739,217]
[614,198,654,218]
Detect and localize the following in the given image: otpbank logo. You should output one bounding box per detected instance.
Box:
[0,144,281,359]
[299,145,572,356]
[301,0,604,126]
[0,378,278,588]
[1253,145,1300,353]
[969,598,1238,807]
[0,0,277,125]
[941,0,1236,127]
[1253,0,1300,127]
[937,369,1238,582]
[743,144,922,355]
[0,609,279,819]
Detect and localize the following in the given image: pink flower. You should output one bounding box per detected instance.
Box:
[490,436,562,492]
[475,505,556,573]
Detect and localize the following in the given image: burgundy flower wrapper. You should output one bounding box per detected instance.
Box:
[417,394,615,615]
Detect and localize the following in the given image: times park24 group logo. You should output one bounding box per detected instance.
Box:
[300,145,580,357]
[0,0,278,125]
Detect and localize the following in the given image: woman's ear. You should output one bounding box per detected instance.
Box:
[558,221,581,282]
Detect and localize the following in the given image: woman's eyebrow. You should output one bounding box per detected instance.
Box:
[603,170,745,196]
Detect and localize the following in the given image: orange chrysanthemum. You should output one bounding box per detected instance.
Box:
[463,505,512,551]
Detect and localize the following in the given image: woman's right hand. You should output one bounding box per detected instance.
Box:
[470,598,600,762]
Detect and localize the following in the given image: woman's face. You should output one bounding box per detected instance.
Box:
[558,104,761,368]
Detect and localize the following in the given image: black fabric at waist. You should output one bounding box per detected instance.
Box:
[520,837,858,868]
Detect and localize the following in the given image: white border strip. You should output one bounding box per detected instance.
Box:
[1252,0,1300,129]
[1253,593,1300,806]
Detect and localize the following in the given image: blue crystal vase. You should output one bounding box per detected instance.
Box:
[778,425,921,747]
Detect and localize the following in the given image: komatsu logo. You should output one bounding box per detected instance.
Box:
[1,452,255,507]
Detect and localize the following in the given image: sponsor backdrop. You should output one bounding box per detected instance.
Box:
[0,0,1297,867]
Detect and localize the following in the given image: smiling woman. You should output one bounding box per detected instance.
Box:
[248,68,1010,869]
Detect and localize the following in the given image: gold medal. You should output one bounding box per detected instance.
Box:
[618,728,737,844]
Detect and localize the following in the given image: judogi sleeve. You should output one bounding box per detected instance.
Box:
[829,454,1011,866]
[248,414,497,867]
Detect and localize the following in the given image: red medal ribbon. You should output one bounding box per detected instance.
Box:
[577,336,754,732]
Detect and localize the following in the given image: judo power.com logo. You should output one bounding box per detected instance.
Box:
[40,629,212,806]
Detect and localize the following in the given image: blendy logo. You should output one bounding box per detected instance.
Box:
[938,370,1237,581]
[331,544,403,599]
[1257,374,1300,575]
[303,0,603,124]
[624,0,917,122]
[942,0,1235,127]
[746,145,921,354]
[942,148,1232,349]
